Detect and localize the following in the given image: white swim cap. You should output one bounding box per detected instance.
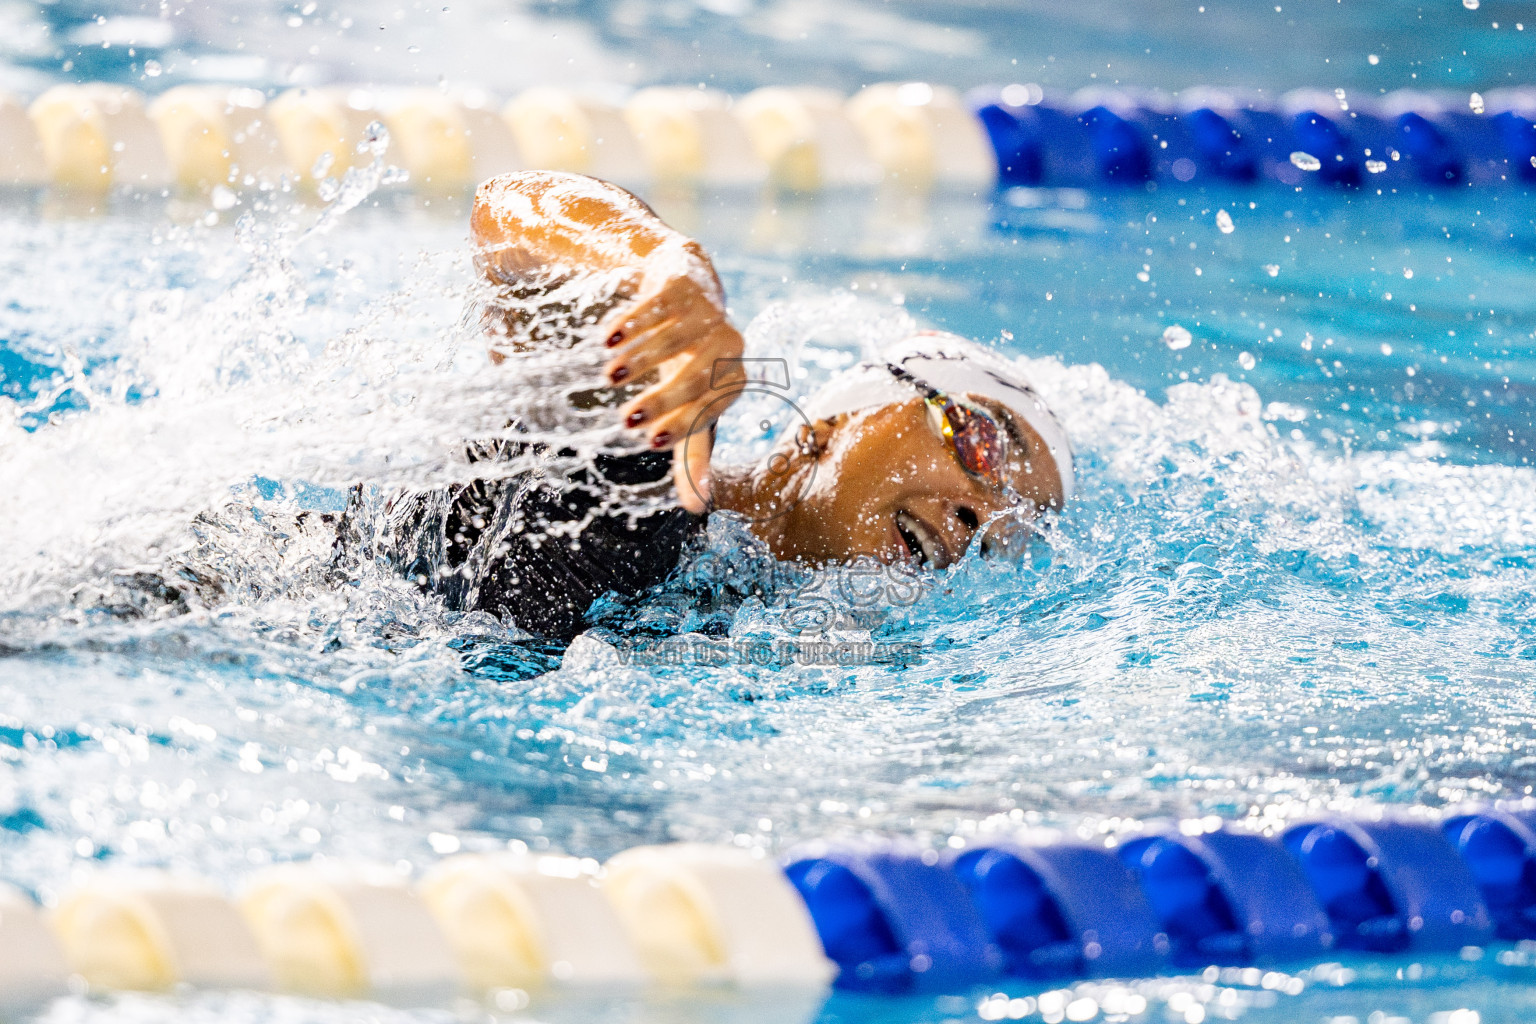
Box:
[803,331,1075,500]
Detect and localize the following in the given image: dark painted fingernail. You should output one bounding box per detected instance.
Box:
[606,331,624,347]
[650,431,672,449]
[625,410,646,428]
[609,366,629,384]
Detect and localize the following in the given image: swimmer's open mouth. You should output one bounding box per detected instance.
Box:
[896,510,949,570]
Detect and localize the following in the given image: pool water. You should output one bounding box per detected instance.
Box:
[2,166,1535,1021]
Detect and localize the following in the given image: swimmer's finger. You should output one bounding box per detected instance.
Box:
[638,387,735,456]
[619,353,714,430]
[605,310,740,387]
[598,274,720,349]
[619,327,744,428]
[604,315,695,384]
[673,432,714,514]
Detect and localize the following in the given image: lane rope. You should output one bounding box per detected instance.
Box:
[3,82,1532,193]
[4,805,1536,1005]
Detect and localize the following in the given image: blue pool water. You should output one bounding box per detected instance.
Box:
[3,170,1536,1021]
[6,1,1536,1021]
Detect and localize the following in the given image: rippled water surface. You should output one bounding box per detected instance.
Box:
[4,148,1536,1024]
[7,0,1536,1019]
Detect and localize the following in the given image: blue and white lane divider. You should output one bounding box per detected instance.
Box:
[6,808,1536,1004]
[2,81,1533,194]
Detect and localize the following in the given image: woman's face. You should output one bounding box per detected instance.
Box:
[765,396,1064,568]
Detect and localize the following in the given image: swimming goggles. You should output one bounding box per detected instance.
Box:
[885,362,1008,486]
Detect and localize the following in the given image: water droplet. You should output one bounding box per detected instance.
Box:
[1365,159,1387,173]
[1163,325,1192,350]
[358,120,390,158]
[142,59,162,77]
[210,185,239,211]
[1380,343,1394,356]
[1368,53,1380,64]
[310,151,335,179]
[1334,88,1349,111]
[1264,264,1280,277]
[317,176,341,202]
[1403,268,1414,279]
[286,14,303,27]
[1469,92,1484,114]
[1463,0,1479,9]
[1238,351,1256,370]
[1215,209,1234,234]
[1289,151,1322,171]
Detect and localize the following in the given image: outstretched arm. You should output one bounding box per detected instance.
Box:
[471,172,744,513]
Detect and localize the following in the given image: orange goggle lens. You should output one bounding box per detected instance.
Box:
[930,396,1006,484]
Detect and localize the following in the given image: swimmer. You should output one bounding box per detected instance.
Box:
[368,171,1073,642]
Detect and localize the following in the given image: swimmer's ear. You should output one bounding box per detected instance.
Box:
[794,417,836,460]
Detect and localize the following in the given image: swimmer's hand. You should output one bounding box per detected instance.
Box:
[601,258,746,515]
[469,171,744,514]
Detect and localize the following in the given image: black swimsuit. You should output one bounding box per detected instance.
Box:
[374,440,702,643]
[362,262,704,643]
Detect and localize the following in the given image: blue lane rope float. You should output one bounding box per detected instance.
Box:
[1282,819,1494,954]
[949,842,1169,980]
[970,85,1536,190]
[8,807,1536,1004]
[3,81,1535,195]
[1116,829,1332,967]
[1443,808,1536,940]
[783,844,1005,993]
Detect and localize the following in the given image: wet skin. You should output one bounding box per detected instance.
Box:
[710,397,1063,569]
[472,170,1064,568]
